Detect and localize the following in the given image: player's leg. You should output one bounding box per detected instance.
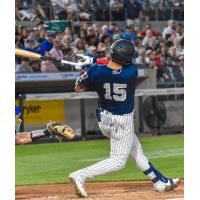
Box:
[69,112,134,197]
[128,117,179,191]
[70,115,133,179]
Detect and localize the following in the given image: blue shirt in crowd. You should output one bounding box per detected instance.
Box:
[39,39,53,55]
[123,0,142,19]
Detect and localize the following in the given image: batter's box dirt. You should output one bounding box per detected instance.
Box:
[16,180,184,200]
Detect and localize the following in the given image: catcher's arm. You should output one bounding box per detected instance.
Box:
[15,132,32,144]
[15,129,49,145]
[16,122,75,144]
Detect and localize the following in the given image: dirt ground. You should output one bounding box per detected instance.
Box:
[16,180,184,200]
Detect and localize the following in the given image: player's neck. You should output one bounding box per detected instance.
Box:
[107,60,123,70]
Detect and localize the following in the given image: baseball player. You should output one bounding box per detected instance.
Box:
[69,39,179,198]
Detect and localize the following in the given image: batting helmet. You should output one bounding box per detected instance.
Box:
[110,39,135,65]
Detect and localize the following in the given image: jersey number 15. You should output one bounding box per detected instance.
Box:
[103,83,127,101]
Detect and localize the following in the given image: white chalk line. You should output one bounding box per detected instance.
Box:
[165,198,184,200]
[78,148,183,162]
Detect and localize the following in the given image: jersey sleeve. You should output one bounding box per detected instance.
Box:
[76,65,97,90]
[76,70,91,89]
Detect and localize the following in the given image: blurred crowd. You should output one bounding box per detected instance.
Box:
[16,0,184,22]
[15,19,184,82]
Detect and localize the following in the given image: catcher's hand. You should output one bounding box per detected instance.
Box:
[47,121,75,142]
[15,132,32,145]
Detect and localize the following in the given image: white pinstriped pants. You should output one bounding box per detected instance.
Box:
[73,110,150,181]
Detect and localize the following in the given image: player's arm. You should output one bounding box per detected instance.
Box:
[15,132,32,144]
[15,129,49,144]
[74,84,87,93]
[16,122,75,144]
[74,69,92,93]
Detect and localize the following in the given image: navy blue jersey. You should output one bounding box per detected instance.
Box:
[77,64,138,115]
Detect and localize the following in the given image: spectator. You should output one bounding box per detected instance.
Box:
[16,57,34,73]
[92,0,110,21]
[79,29,87,40]
[78,0,93,21]
[66,5,76,21]
[166,47,181,68]
[64,27,75,42]
[159,42,168,59]
[32,0,48,20]
[85,26,99,46]
[30,60,41,72]
[37,28,46,43]
[115,28,125,35]
[16,25,24,37]
[16,0,24,20]
[23,39,38,53]
[90,34,99,46]
[40,53,58,72]
[162,20,176,39]
[61,35,72,49]
[85,46,97,57]
[146,38,157,51]
[112,34,121,42]
[26,29,38,47]
[22,27,30,40]
[145,49,156,68]
[138,24,160,38]
[110,0,124,21]
[39,32,54,55]
[176,23,184,41]
[121,24,137,41]
[123,0,143,27]
[15,27,30,49]
[97,34,110,52]
[142,29,156,47]
[72,37,86,52]
[99,25,109,41]
[108,22,118,37]
[36,21,48,31]
[136,48,146,65]
[55,31,64,42]
[178,52,184,66]
[50,39,64,60]
[92,24,100,37]
[97,42,108,52]
[17,0,37,21]
[15,26,26,48]
[164,33,174,49]
[173,38,183,56]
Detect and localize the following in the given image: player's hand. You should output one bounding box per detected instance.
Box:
[75,54,94,70]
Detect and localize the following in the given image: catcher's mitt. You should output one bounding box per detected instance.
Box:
[47,121,75,142]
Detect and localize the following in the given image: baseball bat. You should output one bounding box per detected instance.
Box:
[15,48,79,67]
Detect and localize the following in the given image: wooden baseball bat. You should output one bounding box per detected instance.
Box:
[15,48,79,66]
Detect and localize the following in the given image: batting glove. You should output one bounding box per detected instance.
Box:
[75,54,95,70]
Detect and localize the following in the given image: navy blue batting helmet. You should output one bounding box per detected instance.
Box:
[110,39,135,65]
